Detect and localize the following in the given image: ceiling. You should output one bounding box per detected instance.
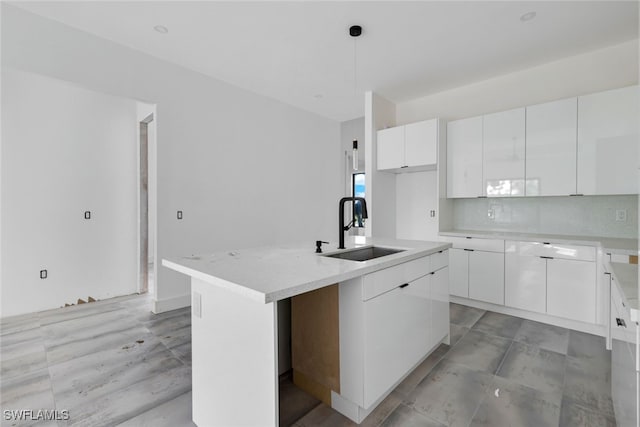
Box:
[11,1,639,122]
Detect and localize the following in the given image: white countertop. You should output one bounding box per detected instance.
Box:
[611,262,639,317]
[162,237,451,304]
[440,229,637,256]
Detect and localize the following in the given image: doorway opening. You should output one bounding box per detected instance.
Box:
[138,109,156,295]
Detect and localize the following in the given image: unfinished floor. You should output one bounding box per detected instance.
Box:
[0,296,614,426]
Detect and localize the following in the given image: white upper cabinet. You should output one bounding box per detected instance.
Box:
[377,126,405,170]
[405,119,438,167]
[482,108,525,197]
[577,85,639,195]
[377,119,439,171]
[526,98,578,196]
[447,116,483,198]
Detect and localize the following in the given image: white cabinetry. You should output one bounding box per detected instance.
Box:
[446,116,483,198]
[525,98,578,196]
[482,107,526,197]
[577,85,639,195]
[442,237,504,305]
[504,240,596,324]
[338,251,449,422]
[377,119,439,171]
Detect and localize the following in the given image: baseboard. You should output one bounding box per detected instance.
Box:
[451,296,606,337]
[152,294,191,314]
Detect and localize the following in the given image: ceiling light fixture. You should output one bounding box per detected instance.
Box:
[154,25,169,34]
[520,11,536,22]
[350,25,362,171]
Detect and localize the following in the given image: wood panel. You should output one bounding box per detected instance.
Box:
[291,284,340,405]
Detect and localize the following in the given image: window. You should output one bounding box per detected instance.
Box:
[352,173,365,227]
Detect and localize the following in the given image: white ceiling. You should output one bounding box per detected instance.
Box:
[11,1,639,122]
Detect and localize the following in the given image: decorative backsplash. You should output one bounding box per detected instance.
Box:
[452,195,638,239]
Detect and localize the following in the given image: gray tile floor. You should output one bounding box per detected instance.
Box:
[1,297,615,427]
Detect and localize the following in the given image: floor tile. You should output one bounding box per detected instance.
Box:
[116,391,196,427]
[449,324,469,347]
[568,330,608,361]
[0,367,55,410]
[563,355,614,418]
[559,397,616,427]
[472,312,524,340]
[279,378,320,427]
[395,345,449,398]
[445,330,512,374]
[449,303,485,328]
[294,403,356,427]
[497,341,566,395]
[381,403,445,427]
[469,375,561,427]
[406,360,493,427]
[514,320,570,355]
[0,338,48,380]
[360,391,404,427]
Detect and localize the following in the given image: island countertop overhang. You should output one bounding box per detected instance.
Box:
[162,237,452,304]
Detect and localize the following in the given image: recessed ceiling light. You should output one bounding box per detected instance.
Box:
[154,25,169,34]
[520,11,536,22]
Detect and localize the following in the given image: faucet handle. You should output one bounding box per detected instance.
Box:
[315,240,329,253]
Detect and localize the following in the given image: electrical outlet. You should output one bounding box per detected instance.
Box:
[193,291,202,318]
[616,209,627,222]
[40,269,47,279]
[84,211,91,220]
[177,210,183,220]
[487,209,495,219]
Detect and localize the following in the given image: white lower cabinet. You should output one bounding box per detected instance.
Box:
[449,248,469,298]
[363,275,430,407]
[469,250,504,305]
[337,251,449,422]
[443,237,505,305]
[504,240,597,324]
[505,249,546,313]
[547,258,596,324]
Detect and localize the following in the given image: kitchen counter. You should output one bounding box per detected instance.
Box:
[162,237,451,427]
[163,236,450,303]
[440,229,637,256]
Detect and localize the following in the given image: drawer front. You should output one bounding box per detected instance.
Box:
[430,249,448,272]
[611,276,636,344]
[505,240,595,261]
[440,236,504,253]
[362,256,430,301]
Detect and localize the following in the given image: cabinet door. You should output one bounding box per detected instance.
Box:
[526,98,577,196]
[431,267,450,347]
[377,126,405,170]
[447,117,483,198]
[577,85,639,195]
[505,252,546,313]
[363,276,430,407]
[469,251,505,305]
[546,258,596,323]
[405,119,437,167]
[449,248,469,298]
[395,170,437,241]
[483,108,525,197]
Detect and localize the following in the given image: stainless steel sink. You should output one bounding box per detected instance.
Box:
[323,246,405,262]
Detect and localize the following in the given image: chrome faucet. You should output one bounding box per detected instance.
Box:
[338,197,368,249]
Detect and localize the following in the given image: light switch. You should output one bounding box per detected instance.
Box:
[40,270,47,279]
[193,291,202,318]
[177,211,183,220]
[84,211,91,220]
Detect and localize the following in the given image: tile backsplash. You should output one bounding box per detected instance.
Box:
[452,195,638,239]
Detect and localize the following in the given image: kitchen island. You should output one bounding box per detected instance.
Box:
[163,237,451,426]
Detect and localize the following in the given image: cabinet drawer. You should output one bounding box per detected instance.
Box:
[506,240,595,262]
[440,236,504,253]
[430,249,448,272]
[362,257,430,301]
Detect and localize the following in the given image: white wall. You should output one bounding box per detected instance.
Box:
[1,68,138,316]
[1,5,341,315]
[396,39,639,124]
